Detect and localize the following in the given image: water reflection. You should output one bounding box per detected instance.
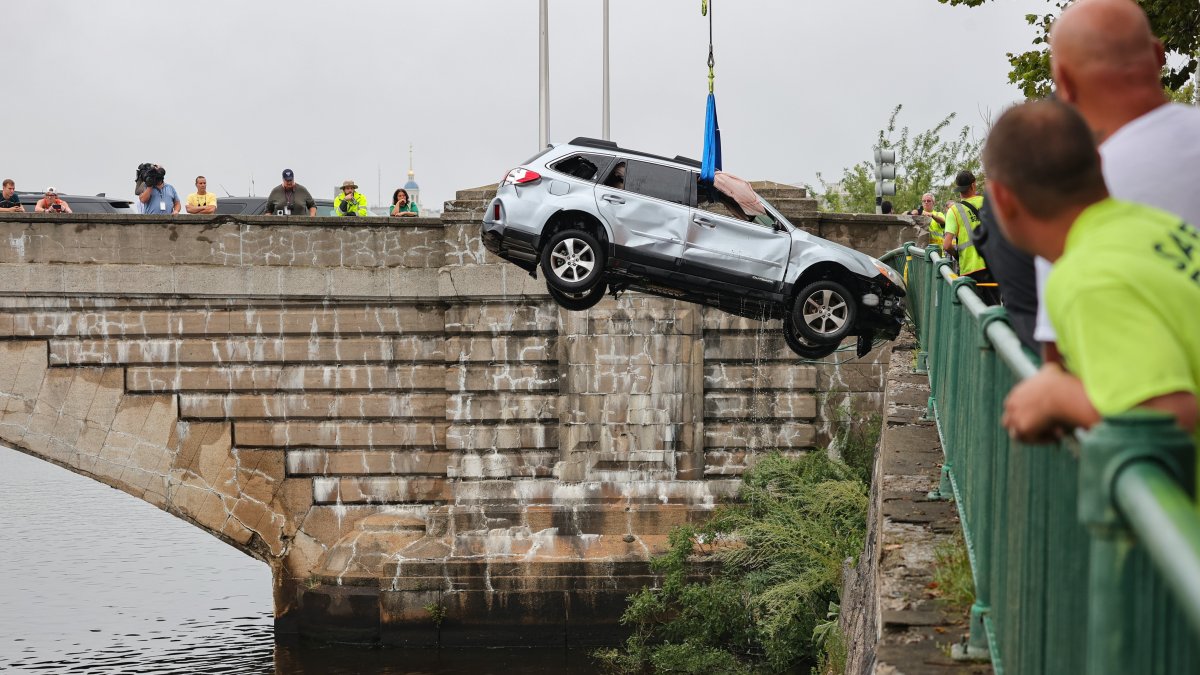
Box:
[0,448,599,674]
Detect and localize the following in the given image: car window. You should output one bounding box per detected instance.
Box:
[215,200,250,215]
[696,182,779,230]
[550,153,612,182]
[69,201,110,214]
[696,184,749,221]
[616,160,691,206]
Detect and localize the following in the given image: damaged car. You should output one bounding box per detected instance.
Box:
[481,137,905,359]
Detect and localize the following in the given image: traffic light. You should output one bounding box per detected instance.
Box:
[874,148,896,214]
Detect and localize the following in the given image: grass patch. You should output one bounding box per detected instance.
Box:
[833,405,882,485]
[931,532,975,611]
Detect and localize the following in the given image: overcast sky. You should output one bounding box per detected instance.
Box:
[4,0,1046,211]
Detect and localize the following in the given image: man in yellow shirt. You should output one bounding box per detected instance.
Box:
[185,176,218,215]
[987,100,1198,456]
[942,171,998,304]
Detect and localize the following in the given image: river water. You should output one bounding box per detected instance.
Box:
[0,447,599,674]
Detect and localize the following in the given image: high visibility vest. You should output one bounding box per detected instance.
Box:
[947,195,986,275]
[334,191,369,217]
[928,211,946,246]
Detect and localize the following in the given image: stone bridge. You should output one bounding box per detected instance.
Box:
[0,184,917,645]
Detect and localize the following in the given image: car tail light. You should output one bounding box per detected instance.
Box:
[493,203,501,221]
[501,168,541,186]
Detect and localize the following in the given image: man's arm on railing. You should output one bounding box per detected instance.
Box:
[1003,363,1100,442]
[1005,364,1197,443]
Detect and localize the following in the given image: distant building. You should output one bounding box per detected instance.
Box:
[404,144,421,214]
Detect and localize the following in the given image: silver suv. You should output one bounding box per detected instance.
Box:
[481,138,905,359]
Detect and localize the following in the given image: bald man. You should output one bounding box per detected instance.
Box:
[985,100,1199,454]
[1034,0,1200,346]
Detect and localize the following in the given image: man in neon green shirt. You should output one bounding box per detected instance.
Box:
[334,179,369,217]
[942,171,999,304]
[985,100,1198,457]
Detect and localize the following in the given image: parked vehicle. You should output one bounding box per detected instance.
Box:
[481,137,906,359]
[214,197,338,216]
[16,192,136,214]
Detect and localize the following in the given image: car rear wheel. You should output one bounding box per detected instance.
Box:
[541,229,605,292]
[547,281,608,311]
[793,279,857,344]
[783,320,840,359]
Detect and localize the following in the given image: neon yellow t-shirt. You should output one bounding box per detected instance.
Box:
[1046,197,1200,471]
[187,193,218,209]
[944,195,986,274]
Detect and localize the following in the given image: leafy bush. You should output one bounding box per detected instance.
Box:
[595,452,869,674]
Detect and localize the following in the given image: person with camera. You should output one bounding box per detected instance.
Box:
[266,169,317,216]
[333,180,369,217]
[34,187,72,214]
[138,165,181,215]
[909,193,946,247]
[186,176,218,215]
[0,179,25,213]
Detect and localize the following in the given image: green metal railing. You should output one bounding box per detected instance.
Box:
[882,243,1200,675]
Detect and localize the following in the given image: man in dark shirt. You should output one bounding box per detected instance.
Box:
[265,169,317,216]
[0,179,25,212]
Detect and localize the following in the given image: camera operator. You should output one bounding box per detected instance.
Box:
[138,165,180,215]
[34,187,72,214]
[266,169,317,216]
[908,193,947,247]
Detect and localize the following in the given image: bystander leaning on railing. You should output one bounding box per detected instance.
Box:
[983,100,1200,484]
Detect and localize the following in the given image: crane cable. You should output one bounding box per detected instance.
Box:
[702,0,715,93]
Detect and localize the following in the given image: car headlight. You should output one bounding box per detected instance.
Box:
[871,258,905,288]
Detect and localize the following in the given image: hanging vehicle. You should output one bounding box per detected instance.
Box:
[480,138,906,359]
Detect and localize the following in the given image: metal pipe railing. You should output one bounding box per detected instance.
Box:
[884,242,1200,673]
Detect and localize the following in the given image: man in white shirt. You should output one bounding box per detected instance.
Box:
[1033,0,1200,346]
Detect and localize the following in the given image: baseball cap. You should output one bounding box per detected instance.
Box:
[45,186,57,195]
[953,170,976,193]
[282,169,295,181]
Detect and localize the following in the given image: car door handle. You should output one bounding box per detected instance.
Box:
[601,194,625,204]
[692,216,717,228]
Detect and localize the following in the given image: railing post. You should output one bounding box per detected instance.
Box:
[1079,414,1195,675]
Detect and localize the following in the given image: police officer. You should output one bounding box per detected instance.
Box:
[942,171,1000,304]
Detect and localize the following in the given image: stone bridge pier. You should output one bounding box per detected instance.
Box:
[0,184,917,645]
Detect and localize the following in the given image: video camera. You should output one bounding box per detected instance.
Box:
[135,163,166,189]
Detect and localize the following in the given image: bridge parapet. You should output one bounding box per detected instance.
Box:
[0,189,916,644]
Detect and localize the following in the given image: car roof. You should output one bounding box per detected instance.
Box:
[16,191,135,212]
[564,137,702,169]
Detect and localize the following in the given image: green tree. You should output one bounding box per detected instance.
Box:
[935,0,1199,98]
[812,105,983,214]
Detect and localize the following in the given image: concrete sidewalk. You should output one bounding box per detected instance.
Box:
[841,338,991,675]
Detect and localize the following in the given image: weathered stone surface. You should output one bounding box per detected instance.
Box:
[127,365,446,393]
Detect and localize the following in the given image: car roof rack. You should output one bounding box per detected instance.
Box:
[567,137,702,169]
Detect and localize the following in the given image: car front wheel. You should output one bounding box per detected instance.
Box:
[793,279,857,344]
[783,320,840,359]
[547,281,608,311]
[541,229,605,292]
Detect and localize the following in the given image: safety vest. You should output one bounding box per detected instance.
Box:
[947,195,986,275]
[928,211,946,246]
[334,191,370,217]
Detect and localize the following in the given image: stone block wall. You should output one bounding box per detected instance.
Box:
[0,185,918,644]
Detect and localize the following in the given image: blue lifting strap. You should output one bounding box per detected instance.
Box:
[701,92,721,183]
